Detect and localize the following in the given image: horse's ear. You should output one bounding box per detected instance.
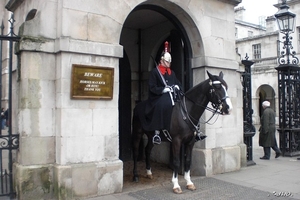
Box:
[219,71,224,79]
[207,71,213,79]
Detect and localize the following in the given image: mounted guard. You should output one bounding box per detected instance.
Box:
[132,69,233,194]
[135,41,202,144]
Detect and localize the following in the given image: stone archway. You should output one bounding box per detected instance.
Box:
[119,3,202,162]
[257,84,276,120]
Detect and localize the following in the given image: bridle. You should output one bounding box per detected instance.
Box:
[208,80,229,113]
[179,79,229,135]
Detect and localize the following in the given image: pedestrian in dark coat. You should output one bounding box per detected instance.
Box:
[259,101,281,160]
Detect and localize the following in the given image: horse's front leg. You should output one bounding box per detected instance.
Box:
[144,132,154,179]
[184,143,196,191]
[171,140,182,194]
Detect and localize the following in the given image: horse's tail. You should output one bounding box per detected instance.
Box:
[131,104,145,162]
[131,108,142,137]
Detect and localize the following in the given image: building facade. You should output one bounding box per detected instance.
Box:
[1,0,245,199]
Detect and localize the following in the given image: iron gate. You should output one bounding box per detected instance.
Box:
[0,14,20,198]
[276,64,300,157]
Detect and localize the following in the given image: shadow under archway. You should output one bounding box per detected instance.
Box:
[258,84,276,117]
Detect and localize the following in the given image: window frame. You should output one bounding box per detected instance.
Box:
[252,43,261,59]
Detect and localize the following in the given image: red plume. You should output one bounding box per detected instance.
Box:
[164,41,169,53]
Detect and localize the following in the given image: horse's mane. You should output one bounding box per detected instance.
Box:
[185,79,209,97]
[185,74,228,100]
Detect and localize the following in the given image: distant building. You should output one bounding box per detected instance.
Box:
[234,0,300,125]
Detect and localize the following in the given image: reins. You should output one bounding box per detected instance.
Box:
[180,95,220,128]
[177,81,227,135]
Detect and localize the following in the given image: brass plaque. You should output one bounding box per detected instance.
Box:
[71,64,114,99]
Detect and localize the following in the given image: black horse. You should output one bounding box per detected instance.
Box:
[131,71,233,194]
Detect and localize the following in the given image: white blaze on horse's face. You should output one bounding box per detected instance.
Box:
[222,84,233,114]
[210,79,233,115]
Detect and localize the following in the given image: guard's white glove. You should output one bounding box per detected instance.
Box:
[162,86,172,93]
[173,85,180,90]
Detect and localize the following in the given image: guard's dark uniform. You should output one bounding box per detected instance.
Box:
[135,66,181,131]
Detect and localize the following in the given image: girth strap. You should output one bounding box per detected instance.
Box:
[162,129,172,142]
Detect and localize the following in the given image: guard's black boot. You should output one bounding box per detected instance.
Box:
[153,130,161,145]
[195,132,207,142]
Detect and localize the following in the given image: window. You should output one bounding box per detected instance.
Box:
[277,40,281,58]
[235,27,238,38]
[252,44,261,59]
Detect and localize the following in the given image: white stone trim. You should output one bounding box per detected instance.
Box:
[18,37,123,58]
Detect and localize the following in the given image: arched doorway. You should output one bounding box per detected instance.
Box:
[119,4,195,161]
[257,84,276,117]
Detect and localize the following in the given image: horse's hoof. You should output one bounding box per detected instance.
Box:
[145,174,153,179]
[186,184,196,191]
[173,187,182,194]
[133,176,139,182]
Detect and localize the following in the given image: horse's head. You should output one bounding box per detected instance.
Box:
[207,71,233,115]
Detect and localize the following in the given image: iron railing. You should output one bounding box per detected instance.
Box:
[276,64,300,156]
[241,57,256,166]
[0,13,20,198]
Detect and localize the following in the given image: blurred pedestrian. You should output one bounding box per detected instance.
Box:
[4,108,9,127]
[1,108,5,130]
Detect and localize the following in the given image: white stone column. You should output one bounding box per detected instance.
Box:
[12,0,124,199]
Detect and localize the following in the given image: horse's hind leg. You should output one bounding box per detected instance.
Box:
[132,136,141,182]
[144,132,154,179]
[132,117,143,182]
[184,144,196,191]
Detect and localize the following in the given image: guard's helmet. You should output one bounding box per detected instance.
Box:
[161,52,171,63]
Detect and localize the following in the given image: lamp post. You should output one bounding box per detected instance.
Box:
[275,0,300,157]
[275,0,298,65]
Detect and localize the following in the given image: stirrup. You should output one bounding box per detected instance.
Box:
[195,132,207,142]
[153,134,161,144]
